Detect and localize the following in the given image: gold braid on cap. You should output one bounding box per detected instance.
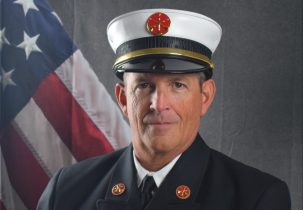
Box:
[113,48,214,69]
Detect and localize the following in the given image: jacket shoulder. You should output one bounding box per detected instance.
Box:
[200,148,290,209]
[37,147,128,210]
[209,149,283,184]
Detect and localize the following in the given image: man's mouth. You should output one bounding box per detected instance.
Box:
[143,112,179,130]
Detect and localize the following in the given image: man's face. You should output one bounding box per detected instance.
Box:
[115,73,215,159]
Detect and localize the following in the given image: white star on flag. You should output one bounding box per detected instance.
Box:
[17,32,42,60]
[14,0,39,16]
[0,68,17,90]
[0,28,10,49]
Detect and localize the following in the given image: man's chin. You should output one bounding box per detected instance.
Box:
[146,135,177,152]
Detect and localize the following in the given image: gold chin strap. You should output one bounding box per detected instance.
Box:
[113,48,214,69]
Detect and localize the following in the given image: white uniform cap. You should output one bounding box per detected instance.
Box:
[107,9,222,53]
[107,9,222,80]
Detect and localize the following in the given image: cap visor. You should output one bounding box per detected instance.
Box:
[114,56,212,80]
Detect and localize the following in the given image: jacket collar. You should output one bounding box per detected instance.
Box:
[97,134,210,210]
[146,134,210,210]
[97,145,141,210]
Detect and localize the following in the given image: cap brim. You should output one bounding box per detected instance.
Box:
[113,55,213,80]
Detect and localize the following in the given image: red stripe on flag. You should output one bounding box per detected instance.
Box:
[0,125,49,210]
[33,72,113,161]
[0,200,8,210]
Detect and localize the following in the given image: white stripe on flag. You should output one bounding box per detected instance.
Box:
[14,98,77,176]
[0,149,28,210]
[55,50,131,150]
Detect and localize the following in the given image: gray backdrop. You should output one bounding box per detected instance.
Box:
[49,0,302,209]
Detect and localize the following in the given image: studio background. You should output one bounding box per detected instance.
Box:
[49,0,302,209]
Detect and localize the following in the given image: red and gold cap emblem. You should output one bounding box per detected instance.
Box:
[146,12,171,36]
[176,185,191,200]
[112,183,126,196]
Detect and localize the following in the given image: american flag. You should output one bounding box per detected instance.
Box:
[0,0,131,209]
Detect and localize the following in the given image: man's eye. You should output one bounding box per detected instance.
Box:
[174,82,185,89]
[138,83,150,89]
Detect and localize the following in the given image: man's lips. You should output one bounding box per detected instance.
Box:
[145,122,175,131]
[146,121,175,125]
[143,114,179,132]
[143,112,180,126]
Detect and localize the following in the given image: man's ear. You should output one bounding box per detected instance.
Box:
[200,79,216,117]
[115,83,128,117]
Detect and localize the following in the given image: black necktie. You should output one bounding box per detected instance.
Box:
[139,175,157,208]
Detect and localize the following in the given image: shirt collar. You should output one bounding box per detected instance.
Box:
[133,150,181,188]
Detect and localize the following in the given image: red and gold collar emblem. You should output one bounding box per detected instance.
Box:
[146,12,171,36]
[112,183,126,196]
[176,185,191,199]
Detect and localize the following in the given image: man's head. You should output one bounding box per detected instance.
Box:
[115,72,215,162]
[107,9,221,168]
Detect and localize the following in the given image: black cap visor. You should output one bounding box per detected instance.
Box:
[113,55,213,80]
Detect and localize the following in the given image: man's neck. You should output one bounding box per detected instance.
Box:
[133,151,181,187]
[133,143,191,171]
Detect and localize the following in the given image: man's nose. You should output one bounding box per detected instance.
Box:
[150,87,170,112]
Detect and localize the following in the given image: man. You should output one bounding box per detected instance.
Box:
[37,9,291,210]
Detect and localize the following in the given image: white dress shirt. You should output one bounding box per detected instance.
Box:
[133,150,181,188]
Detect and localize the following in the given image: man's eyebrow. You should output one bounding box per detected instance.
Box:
[132,74,152,83]
[167,75,191,83]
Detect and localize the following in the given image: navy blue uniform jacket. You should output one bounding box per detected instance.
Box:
[37,135,291,210]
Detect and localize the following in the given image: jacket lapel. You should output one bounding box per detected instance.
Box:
[146,135,210,210]
[89,135,210,210]
[96,145,141,210]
